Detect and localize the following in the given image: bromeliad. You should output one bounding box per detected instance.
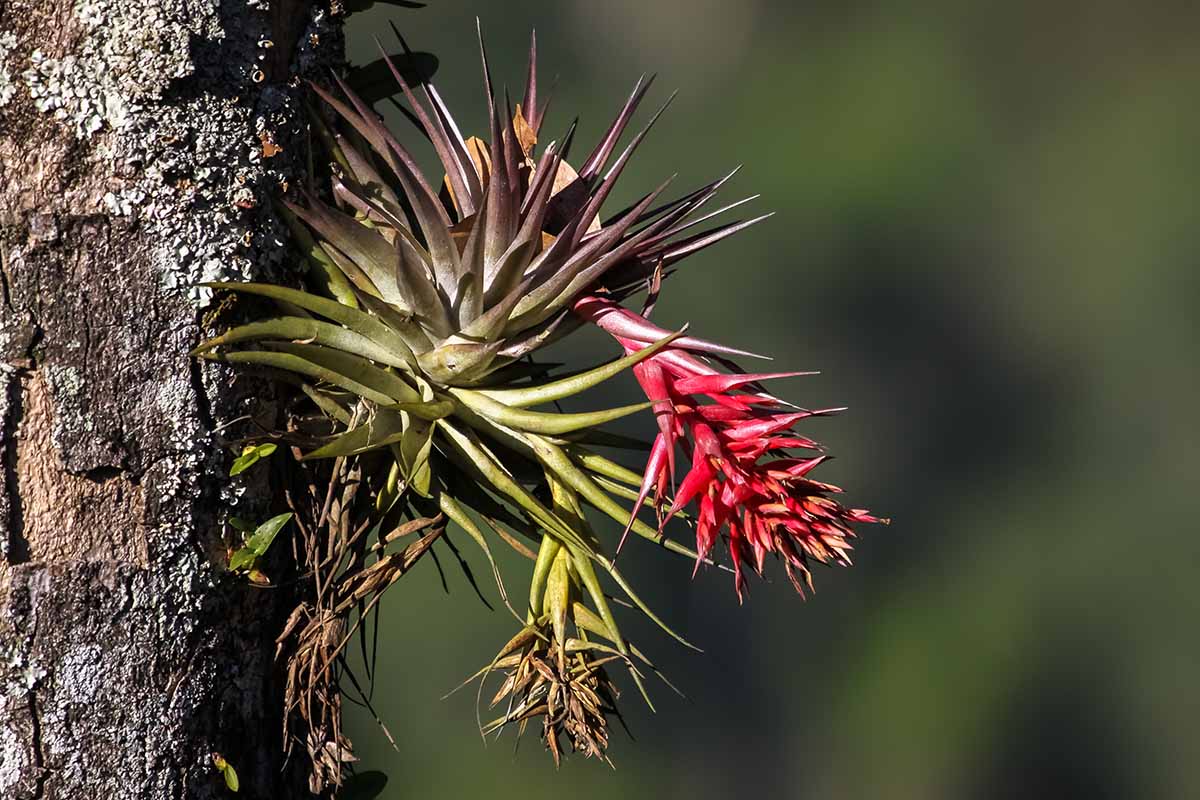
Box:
[196,23,884,766]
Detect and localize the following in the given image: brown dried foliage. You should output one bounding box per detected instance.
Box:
[273,410,446,794]
[483,626,621,767]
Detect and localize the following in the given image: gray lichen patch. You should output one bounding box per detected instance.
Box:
[0,560,255,799]
[120,6,341,307]
[3,0,341,473]
[9,0,342,307]
[22,0,199,139]
[0,32,17,108]
[41,362,92,446]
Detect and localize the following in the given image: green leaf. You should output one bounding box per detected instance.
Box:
[319,237,386,300]
[572,601,617,642]
[301,383,354,426]
[565,447,645,487]
[301,410,407,461]
[202,349,402,408]
[354,292,434,353]
[536,437,710,565]
[416,342,503,385]
[546,548,572,646]
[200,282,414,362]
[437,493,510,611]
[229,442,278,476]
[196,317,414,371]
[228,512,292,573]
[558,427,653,451]
[397,414,435,496]
[384,399,454,421]
[228,547,257,572]
[434,420,591,553]
[599,558,699,654]
[246,568,271,586]
[477,329,685,408]
[213,755,239,793]
[527,535,561,619]
[524,437,702,651]
[269,342,420,404]
[449,388,652,436]
[277,202,359,308]
[245,512,293,557]
[228,516,255,533]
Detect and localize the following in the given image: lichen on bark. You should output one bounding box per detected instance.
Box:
[0,0,343,797]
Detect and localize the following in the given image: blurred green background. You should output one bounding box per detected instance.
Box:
[341,2,1200,797]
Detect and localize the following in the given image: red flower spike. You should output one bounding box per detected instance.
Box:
[671,371,816,396]
[575,296,887,602]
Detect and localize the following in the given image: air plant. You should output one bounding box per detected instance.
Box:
[196,23,885,771]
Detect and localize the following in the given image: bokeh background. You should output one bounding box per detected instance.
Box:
[341,2,1200,798]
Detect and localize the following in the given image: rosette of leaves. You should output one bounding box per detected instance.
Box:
[196,26,765,762]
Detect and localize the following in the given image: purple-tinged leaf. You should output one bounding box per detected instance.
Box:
[569,92,676,249]
[354,291,434,353]
[456,193,488,327]
[332,174,411,236]
[389,23,481,199]
[395,234,454,338]
[506,180,670,331]
[309,80,391,163]
[635,195,762,254]
[481,239,538,312]
[285,195,403,304]
[497,308,575,361]
[484,138,567,302]
[329,73,463,294]
[519,123,573,218]
[476,19,497,135]
[522,29,540,131]
[482,97,520,284]
[334,133,405,213]
[319,240,385,301]
[579,75,656,180]
[374,38,478,217]
[463,268,533,342]
[603,166,741,231]
[657,213,775,266]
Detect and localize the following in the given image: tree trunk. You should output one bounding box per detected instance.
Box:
[0,0,339,797]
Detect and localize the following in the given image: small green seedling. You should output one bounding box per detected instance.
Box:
[212,753,239,792]
[228,512,293,576]
[229,442,278,476]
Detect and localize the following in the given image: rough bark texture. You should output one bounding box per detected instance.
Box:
[0,0,340,797]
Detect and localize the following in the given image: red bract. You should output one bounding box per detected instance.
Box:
[575,296,886,602]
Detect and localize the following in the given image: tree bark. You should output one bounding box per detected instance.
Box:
[0,0,339,797]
